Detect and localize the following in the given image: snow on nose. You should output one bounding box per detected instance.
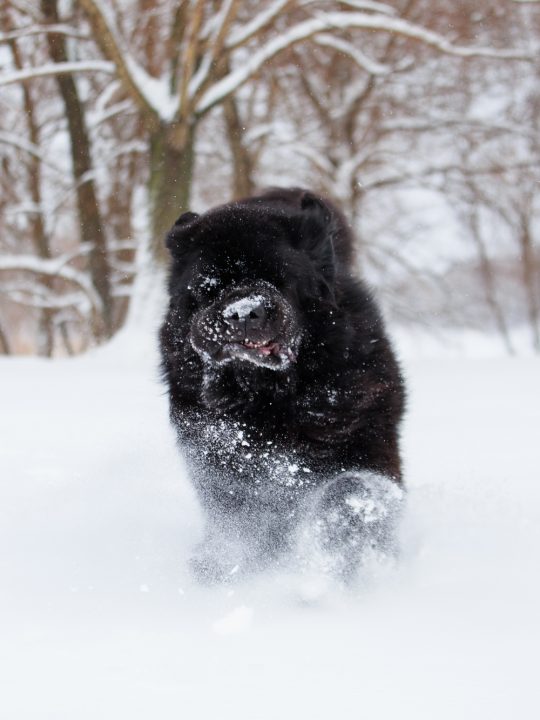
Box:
[222,294,268,332]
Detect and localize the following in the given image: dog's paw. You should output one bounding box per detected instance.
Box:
[296,471,404,580]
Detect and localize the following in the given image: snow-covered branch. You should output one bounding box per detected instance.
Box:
[290,143,336,175]
[226,0,292,49]
[314,35,391,75]
[0,23,89,43]
[107,240,138,252]
[77,0,174,123]
[188,0,242,99]
[314,11,535,61]
[87,100,135,127]
[0,60,115,87]
[337,1,396,13]
[0,131,66,174]
[364,160,540,191]
[197,11,534,113]
[0,283,90,311]
[380,117,539,143]
[111,285,133,298]
[0,255,103,313]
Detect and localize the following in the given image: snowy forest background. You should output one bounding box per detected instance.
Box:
[0,0,539,356]
[2,5,540,717]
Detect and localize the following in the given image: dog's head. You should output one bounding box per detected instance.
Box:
[165,191,339,371]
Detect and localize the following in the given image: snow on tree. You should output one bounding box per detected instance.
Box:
[0,0,538,354]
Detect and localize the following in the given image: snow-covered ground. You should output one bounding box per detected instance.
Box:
[1,326,539,720]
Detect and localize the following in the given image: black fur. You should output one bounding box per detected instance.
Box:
[160,188,406,582]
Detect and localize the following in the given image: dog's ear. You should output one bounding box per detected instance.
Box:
[298,192,336,291]
[174,211,199,227]
[300,191,330,219]
[165,212,200,255]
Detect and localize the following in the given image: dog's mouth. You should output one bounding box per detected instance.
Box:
[241,339,280,356]
[222,339,297,366]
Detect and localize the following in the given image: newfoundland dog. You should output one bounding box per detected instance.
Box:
[160,188,405,583]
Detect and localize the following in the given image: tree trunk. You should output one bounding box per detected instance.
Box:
[0,322,10,355]
[41,0,112,339]
[518,216,540,352]
[6,19,55,356]
[468,201,514,354]
[107,156,138,334]
[59,320,75,356]
[223,96,254,199]
[149,123,196,264]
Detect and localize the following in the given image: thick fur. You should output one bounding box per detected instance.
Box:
[160,188,406,581]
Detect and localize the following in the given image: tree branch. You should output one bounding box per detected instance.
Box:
[176,0,206,120]
[314,34,391,75]
[0,60,115,86]
[0,131,66,174]
[0,255,103,313]
[0,23,89,43]
[76,0,161,127]
[226,0,293,49]
[168,1,188,93]
[197,10,534,113]
[364,161,540,191]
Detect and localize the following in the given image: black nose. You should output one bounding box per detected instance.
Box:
[223,297,267,334]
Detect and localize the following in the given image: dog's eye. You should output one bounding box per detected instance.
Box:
[190,276,221,302]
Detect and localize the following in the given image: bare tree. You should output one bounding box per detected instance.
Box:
[2,0,530,260]
[0,0,538,354]
[41,0,113,338]
[4,12,55,355]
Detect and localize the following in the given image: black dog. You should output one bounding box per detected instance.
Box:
[160,188,405,582]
